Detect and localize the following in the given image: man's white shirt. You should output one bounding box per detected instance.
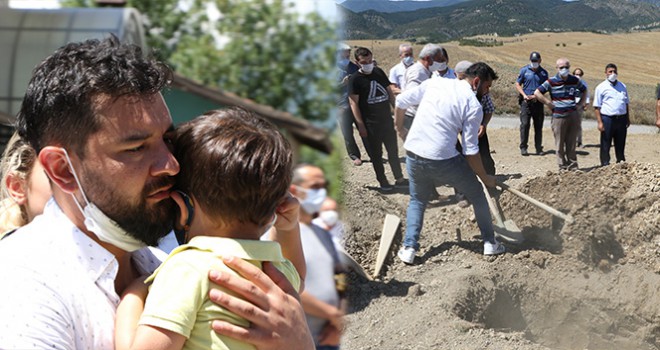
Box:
[593,80,629,115]
[396,78,483,160]
[0,199,163,350]
[388,61,409,89]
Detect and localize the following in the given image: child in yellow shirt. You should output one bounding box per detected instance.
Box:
[115,108,301,350]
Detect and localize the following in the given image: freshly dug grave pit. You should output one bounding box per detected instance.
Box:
[449,267,659,350]
[342,161,660,350]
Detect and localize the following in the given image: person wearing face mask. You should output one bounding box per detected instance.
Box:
[336,43,368,167]
[0,36,313,350]
[388,43,414,95]
[572,68,591,148]
[312,197,344,252]
[348,47,407,192]
[534,57,587,171]
[394,62,505,265]
[291,164,346,350]
[395,43,445,138]
[115,109,304,350]
[593,63,630,166]
[455,60,497,177]
[433,47,456,79]
[515,51,549,156]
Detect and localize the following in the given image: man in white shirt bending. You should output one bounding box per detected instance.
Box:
[394,62,506,265]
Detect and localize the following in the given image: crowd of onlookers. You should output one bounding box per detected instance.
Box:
[336,42,660,265]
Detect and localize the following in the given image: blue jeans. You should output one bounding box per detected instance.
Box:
[403,153,495,250]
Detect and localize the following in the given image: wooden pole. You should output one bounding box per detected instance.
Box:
[498,182,574,224]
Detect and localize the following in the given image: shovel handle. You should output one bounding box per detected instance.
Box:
[498,182,574,224]
[480,180,505,227]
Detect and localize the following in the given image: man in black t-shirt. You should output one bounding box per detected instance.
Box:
[348,47,406,192]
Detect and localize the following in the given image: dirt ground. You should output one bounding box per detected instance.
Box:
[340,121,660,350]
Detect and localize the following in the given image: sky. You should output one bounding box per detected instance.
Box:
[9,0,340,21]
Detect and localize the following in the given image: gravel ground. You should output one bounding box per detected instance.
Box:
[339,120,660,350]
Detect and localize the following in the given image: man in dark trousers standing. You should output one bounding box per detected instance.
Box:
[593,63,630,166]
[515,51,548,156]
[348,47,406,192]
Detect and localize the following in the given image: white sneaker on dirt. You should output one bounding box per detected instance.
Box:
[484,241,506,256]
[398,247,416,264]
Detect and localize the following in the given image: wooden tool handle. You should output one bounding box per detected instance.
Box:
[498,182,574,223]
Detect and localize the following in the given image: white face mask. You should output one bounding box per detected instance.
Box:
[62,149,146,252]
[402,56,414,66]
[360,63,374,74]
[319,210,339,228]
[296,186,327,214]
[531,62,540,69]
[607,73,617,83]
[429,61,445,72]
[558,68,570,77]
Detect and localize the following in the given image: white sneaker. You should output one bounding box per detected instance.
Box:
[484,241,506,256]
[398,247,416,264]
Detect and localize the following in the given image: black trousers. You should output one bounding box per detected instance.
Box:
[365,118,403,186]
[338,106,371,161]
[599,115,627,166]
[519,100,545,151]
[455,132,496,176]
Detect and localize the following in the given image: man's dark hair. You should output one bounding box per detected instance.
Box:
[465,62,499,81]
[441,47,449,62]
[16,35,171,156]
[354,47,372,61]
[173,108,292,227]
[605,63,618,71]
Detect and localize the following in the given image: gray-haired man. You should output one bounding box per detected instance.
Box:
[394,43,446,140]
[389,43,414,95]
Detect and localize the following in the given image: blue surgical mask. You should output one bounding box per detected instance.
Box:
[62,148,146,252]
[403,56,414,66]
[337,58,349,69]
[559,68,570,77]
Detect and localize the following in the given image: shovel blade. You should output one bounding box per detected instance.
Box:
[494,220,524,244]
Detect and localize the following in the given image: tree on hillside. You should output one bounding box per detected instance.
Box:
[64,0,338,122]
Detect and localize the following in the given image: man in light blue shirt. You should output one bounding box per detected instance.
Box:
[593,63,630,166]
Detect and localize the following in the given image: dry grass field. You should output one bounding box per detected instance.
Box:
[348,31,660,124]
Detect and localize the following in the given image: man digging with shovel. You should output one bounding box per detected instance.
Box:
[394,62,506,265]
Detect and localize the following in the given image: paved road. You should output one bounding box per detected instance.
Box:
[490,114,659,134]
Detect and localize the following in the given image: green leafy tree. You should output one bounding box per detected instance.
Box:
[64,0,338,122]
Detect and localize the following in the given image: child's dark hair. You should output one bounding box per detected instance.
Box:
[172,108,292,226]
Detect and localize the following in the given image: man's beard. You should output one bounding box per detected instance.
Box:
[80,166,175,247]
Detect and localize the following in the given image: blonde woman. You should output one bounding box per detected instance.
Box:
[0,132,51,236]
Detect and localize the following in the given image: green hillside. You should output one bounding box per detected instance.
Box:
[340,0,660,41]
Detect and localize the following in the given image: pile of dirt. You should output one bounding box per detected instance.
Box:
[340,128,660,350]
